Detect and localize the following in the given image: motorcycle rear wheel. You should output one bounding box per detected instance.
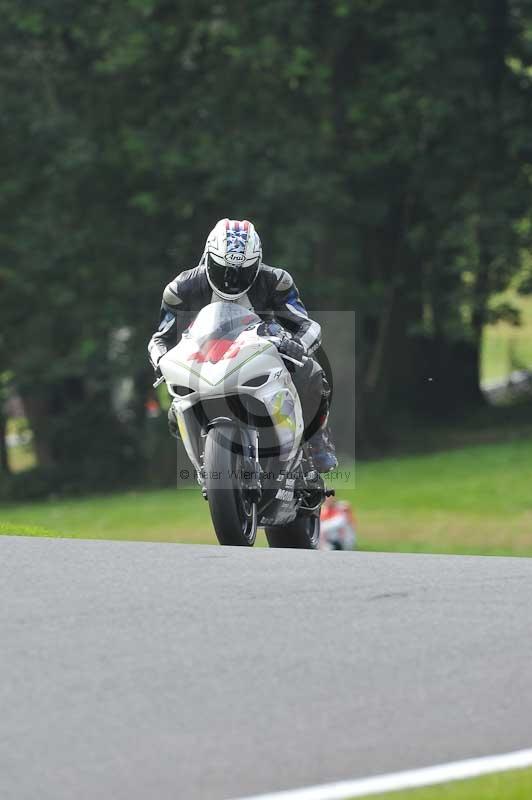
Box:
[204,424,257,546]
[265,513,320,550]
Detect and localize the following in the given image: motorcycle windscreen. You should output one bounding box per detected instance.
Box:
[185,302,262,362]
[187,302,261,343]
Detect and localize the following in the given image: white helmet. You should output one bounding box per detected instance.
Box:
[204,219,262,300]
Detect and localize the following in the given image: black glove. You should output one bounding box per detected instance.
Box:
[277,337,306,363]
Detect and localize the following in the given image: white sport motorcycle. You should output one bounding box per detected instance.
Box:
[157,301,332,548]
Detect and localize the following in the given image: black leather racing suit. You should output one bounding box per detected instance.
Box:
[148,263,329,439]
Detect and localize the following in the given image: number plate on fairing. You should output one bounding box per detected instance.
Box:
[275,478,295,502]
[260,477,298,525]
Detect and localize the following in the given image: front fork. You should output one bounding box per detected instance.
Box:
[201,421,262,504]
[239,427,262,504]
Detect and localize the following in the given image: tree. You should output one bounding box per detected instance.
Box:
[1,0,531,492]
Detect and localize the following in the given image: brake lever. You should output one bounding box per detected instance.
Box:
[280,354,305,367]
[153,374,165,389]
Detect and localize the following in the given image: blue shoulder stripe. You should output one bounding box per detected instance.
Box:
[285,287,308,317]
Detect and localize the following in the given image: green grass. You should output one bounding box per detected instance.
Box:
[0,521,64,538]
[2,435,532,555]
[0,488,216,544]
[340,436,532,557]
[360,767,532,799]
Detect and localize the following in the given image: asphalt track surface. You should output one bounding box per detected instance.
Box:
[1,537,532,800]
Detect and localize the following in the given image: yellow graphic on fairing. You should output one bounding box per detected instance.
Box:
[271,391,296,431]
[177,410,189,446]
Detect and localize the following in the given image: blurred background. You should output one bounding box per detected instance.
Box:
[2,0,532,554]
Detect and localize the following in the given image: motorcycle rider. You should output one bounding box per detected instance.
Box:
[319,495,357,550]
[148,219,337,472]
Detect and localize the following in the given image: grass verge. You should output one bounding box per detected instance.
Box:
[341,436,532,557]
[0,489,214,544]
[0,428,532,556]
[1,435,532,555]
[0,521,65,538]
[359,766,532,799]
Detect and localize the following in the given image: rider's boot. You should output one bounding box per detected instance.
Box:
[309,423,338,473]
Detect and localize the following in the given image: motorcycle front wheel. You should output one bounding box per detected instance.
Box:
[204,424,257,546]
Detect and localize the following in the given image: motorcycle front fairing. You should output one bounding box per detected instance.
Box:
[158,302,305,477]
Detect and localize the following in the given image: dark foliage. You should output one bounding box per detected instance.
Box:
[1,0,531,495]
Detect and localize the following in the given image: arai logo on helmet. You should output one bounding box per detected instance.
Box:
[225,252,245,266]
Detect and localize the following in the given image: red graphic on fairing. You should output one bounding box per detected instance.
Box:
[188,339,242,364]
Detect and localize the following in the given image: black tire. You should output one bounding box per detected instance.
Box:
[204,424,257,546]
[265,512,320,549]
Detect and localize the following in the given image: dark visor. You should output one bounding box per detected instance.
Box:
[207,255,259,295]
